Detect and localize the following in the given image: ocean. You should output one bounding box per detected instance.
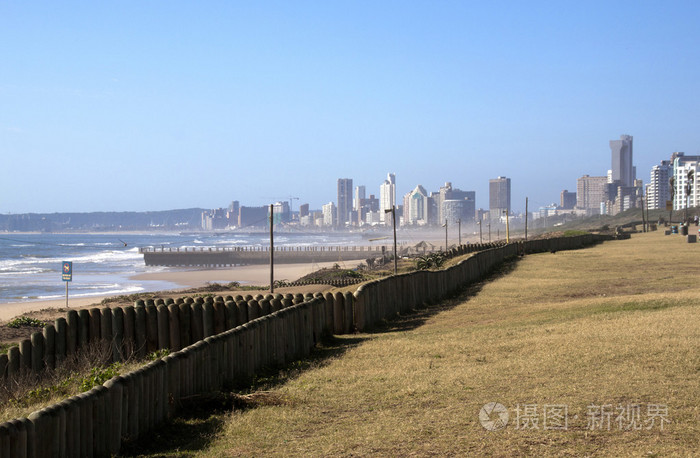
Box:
[0,231,369,304]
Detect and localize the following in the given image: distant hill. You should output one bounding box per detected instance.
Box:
[0,209,206,232]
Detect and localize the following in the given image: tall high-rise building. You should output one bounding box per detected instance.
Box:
[647,161,671,210]
[379,173,396,223]
[610,135,635,187]
[489,176,511,219]
[576,175,609,213]
[337,178,353,227]
[354,185,365,211]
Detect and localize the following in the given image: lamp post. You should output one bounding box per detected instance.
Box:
[458,218,462,246]
[269,204,274,293]
[443,219,448,251]
[504,209,510,243]
[384,206,398,275]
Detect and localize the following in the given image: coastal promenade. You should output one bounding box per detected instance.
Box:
[140,245,408,267]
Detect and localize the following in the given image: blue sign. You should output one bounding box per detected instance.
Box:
[62,261,72,282]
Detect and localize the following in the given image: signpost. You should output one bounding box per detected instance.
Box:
[62,261,72,307]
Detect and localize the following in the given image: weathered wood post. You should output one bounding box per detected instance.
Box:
[54,317,67,365]
[202,302,215,338]
[43,324,56,370]
[134,305,147,359]
[168,303,181,351]
[112,307,125,362]
[157,304,170,350]
[146,304,158,353]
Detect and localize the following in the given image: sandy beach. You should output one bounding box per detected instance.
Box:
[0,261,343,323]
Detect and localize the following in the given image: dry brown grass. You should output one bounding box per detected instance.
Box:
[160,231,700,456]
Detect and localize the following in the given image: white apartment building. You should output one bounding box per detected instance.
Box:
[379,173,396,223]
[646,161,671,210]
[403,185,429,226]
[322,202,336,227]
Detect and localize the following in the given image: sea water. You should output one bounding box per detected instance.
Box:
[0,232,368,304]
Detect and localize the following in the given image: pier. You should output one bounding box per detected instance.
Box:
[139,245,405,267]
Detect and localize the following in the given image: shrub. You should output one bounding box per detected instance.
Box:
[6,317,44,329]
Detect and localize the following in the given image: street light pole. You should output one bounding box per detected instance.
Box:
[269,204,274,293]
[384,206,398,275]
[443,219,448,251]
[458,218,461,246]
[504,209,510,243]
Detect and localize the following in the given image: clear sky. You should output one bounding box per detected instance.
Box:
[2,1,700,214]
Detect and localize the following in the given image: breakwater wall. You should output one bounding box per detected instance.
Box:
[141,245,393,267]
[0,234,611,456]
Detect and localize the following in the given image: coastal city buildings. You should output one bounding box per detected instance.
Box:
[489,177,511,220]
[194,133,700,231]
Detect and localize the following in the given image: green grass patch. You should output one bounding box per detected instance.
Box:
[6,316,45,329]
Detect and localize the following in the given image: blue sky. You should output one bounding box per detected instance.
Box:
[2,1,700,214]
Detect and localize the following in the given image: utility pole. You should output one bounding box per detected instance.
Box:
[458,219,461,245]
[384,206,398,275]
[525,197,528,240]
[443,219,448,251]
[269,204,274,293]
[505,209,510,243]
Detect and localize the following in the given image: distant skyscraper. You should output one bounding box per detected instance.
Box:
[576,175,608,213]
[560,190,576,209]
[322,202,336,227]
[404,185,429,225]
[337,178,353,227]
[489,176,511,219]
[354,185,365,211]
[298,203,309,218]
[647,161,671,210]
[610,135,634,187]
[379,173,396,223]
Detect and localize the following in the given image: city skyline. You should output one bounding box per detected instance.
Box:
[3,2,700,214]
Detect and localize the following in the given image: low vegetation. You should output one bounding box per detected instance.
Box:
[6,316,45,329]
[0,346,169,423]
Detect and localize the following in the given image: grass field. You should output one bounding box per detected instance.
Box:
[131,230,700,456]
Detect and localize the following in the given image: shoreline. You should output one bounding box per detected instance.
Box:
[0,260,344,323]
